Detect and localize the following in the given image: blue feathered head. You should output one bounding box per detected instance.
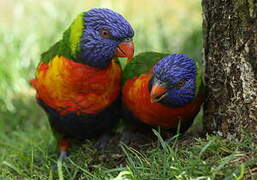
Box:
[77,8,134,68]
[149,54,197,107]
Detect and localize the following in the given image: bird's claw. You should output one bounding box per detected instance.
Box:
[51,151,68,171]
[120,130,147,145]
[58,151,68,161]
[94,133,112,152]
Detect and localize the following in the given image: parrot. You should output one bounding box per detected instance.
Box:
[121,52,204,142]
[30,8,134,161]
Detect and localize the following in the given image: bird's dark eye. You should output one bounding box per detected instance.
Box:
[171,79,186,88]
[99,29,110,38]
[123,37,132,42]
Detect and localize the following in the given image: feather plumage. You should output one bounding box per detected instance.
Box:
[122,52,204,133]
[31,8,134,159]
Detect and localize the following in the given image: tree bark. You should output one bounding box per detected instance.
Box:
[202,0,257,141]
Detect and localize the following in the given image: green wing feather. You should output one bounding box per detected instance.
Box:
[122,52,169,85]
[195,60,204,94]
[40,12,84,63]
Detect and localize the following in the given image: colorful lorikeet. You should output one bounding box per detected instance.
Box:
[121,52,204,141]
[30,8,134,160]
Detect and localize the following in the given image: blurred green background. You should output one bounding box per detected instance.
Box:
[0,0,202,177]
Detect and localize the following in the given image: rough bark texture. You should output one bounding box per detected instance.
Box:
[202,0,257,141]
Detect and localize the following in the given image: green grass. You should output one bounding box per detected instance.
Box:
[0,0,256,179]
[1,126,256,179]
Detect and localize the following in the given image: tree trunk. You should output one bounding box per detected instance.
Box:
[202,0,257,141]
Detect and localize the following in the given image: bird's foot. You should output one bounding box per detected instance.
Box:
[51,139,70,170]
[51,150,68,171]
[94,133,113,152]
[58,150,68,161]
[58,139,70,160]
[120,130,147,145]
[120,130,133,145]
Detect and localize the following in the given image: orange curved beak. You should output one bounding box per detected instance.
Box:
[150,84,167,103]
[115,41,134,61]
